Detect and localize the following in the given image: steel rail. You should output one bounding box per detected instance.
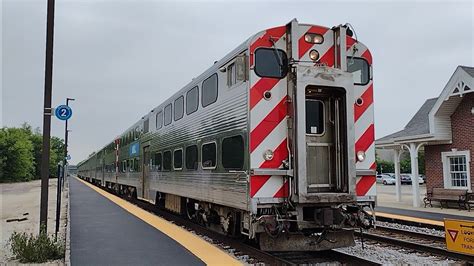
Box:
[356,230,473,263]
[374,225,445,242]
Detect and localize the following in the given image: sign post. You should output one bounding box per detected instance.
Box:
[53,104,73,238]
[444,219,474,256]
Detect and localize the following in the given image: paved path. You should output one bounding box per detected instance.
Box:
[69,177,204,266]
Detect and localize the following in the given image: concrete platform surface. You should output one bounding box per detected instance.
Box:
[70,177,205,266]
[375,183,473,223]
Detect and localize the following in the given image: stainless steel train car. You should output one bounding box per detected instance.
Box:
[78,19,376,251]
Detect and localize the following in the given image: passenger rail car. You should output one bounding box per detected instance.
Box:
[78,19,376,251]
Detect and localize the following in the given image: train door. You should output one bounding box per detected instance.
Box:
[141,146,150,199]
[305,86,347,193]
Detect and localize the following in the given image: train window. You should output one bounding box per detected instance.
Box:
[135,158,140,172]
[129,159,134,172]
[154,153,162,171]
[254,48,288,79]
[347,57,370,85]
[305,99,325,135]
[222,136,244,170]
[122,160,126,172]
[186,86,199,115]
[173,149,183,170]
[163,151,171,171]
[227,63,236,87]
[202,74,218,107]
[143,118,149,133]
[185,145,198,170]
[164,103,172,126]
[156,111,163,129]
[202,142,216,169]
[174,96,184,121]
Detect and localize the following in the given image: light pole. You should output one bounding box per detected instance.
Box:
[63,98,75,186]
[39,0,56,234]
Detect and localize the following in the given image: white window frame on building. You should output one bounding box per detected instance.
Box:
[441,150,471,191]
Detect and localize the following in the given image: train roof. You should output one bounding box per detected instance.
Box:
[84,20,371,161]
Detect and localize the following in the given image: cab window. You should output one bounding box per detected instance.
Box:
[254,48,288,79]
[347,57,370,85]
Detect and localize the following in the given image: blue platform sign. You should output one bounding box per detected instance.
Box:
[55,105,72,121]
[129,142,140,156]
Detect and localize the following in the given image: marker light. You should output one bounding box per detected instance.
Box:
[357,151,366,162]
[309,50,320,61]
[263,150,274,161]
[304,33,324,44]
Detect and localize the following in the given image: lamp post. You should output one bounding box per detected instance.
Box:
[63,98,75,186]
[39,0,56,234]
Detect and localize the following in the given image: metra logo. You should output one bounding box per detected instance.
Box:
[129,142,140,156]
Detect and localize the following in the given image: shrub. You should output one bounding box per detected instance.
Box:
[8,230,64,263]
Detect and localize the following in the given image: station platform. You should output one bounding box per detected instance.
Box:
[374,206,474,227]
[69,177,240,265]
[374,184,473,227]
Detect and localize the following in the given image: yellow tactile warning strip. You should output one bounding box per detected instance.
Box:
[372,211,444,227]
[75,177,242,266]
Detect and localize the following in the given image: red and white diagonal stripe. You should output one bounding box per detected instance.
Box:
[249,26,289,199]
[347,37,376,197]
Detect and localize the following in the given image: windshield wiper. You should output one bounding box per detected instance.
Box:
[269,37,284,71]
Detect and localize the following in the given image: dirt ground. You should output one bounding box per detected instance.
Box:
[0,178,68,264]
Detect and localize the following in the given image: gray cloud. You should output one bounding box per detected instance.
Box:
[2,0,473,164]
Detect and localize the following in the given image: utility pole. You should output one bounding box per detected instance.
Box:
[39,0,56,234]
[62,98,75,187]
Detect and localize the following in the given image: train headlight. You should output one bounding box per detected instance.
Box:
[263,150,274,161]
[304,33,324,44]
[309,50,320,61]
[357,151,366,162]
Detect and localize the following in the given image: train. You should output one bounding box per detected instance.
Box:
[78,19,376,251]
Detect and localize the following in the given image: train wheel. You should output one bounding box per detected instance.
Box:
[185,199,198,221]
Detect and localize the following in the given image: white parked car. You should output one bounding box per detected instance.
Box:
[375,174,390,184]
[381,173,424,185]
[377,173,396,185]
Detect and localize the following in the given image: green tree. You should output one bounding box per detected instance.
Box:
[49,136,64,177]
[0,128,34,182]
[376,159,395,174]
[399,151,425,174]
[0,123,64,182]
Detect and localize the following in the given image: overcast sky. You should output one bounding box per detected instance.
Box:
[2,0,473,164]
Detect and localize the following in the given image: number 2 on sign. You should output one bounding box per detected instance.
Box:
[61,109,67,117]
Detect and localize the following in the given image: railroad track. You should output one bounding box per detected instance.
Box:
[356,225,473,263]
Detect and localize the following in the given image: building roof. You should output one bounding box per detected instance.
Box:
[377,98,438,142]
[460,65,474,77]
[376,65,473,147]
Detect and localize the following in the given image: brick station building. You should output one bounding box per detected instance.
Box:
[376,66,473,207]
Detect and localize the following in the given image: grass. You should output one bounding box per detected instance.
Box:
[8,229,64,263]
